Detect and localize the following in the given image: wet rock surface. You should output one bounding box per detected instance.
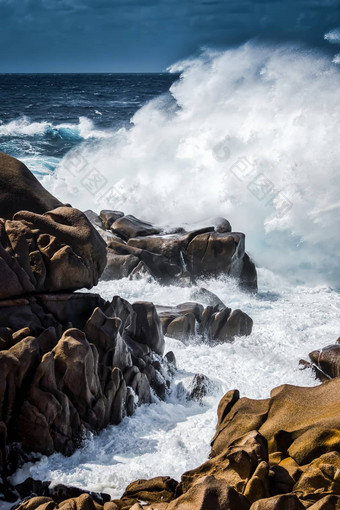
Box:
[86,209,257,291]
[0,293,172,473]
[299,338,340,381]
[308,341,340,380]
[2,155,339,510]
[0,155,174,505]
[156,299,253,343]
[13,379,340,509]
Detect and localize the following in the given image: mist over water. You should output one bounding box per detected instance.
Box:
[42,44,340,285]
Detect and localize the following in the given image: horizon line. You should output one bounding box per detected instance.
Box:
[0,71,178,75]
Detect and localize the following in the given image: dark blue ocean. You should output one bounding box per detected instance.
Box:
[0,73,178,175]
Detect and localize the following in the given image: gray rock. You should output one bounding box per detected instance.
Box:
[213,216,232,233]
[132,301,165,356]
[157,300,253,344]
[99,209,124,229]
[309,343,340,380]
[188,374,214,403]
[101,251,139,280]
[111,214,161,240]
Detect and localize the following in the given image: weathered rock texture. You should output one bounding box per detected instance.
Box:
[0,152,62,219]
[157,301,253,343]
[0,206,107,298]
[0,154,173,502]
[307,339,340,381]
[85,210,257,291]
[0,153,107,298]
[17,380,340,509]
[0,292,172,480]
[188,380,340,507]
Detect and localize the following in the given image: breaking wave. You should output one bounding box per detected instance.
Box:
[0,116,111,140]
[42,44,340,285]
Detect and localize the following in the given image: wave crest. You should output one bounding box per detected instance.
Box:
[0,116,111,140]
[41,44,340,284]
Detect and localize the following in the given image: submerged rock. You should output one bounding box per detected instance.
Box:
[299,338,340,381]
[309,342,340,380]
[156,300,253,343]
[188,373,215,403]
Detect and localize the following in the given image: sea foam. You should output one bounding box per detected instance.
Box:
[0,115,111,140]
[42,44,340,285]
[8,45,340,499]
[11,270,340,498]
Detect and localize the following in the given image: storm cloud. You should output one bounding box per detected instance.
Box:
[0,0,339,71]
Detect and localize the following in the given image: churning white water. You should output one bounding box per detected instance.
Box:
[13,43,340,499]
[42,43,340,285]
[12,270,340,497]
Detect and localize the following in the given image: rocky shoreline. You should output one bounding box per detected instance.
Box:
[0,153,339,509]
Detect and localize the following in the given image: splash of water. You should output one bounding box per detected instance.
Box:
[0,116,110,140]
[11,270,340,497]
[42,44,340,285]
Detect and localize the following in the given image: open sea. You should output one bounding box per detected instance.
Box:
[1,45,340,499]
[0,73,177,174]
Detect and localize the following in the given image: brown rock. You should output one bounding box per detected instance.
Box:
[0,293,172,462]
[111,215,160,241]
[101,252,139,280]
[12,378,340,509]
[250,494,305,509]
[292,452,340,502]
[157,301,252,344]
[99,210,124,229]
[168,476,250,510]
[15,496,57,509]
[132,302,165,356]
[97,218,258,291]
[226,309,253,338]
[185,232,239,276]
[0,155,107,298]
[107,240,180,283]
[309,344,340,380]
[16,206,107,286]
[166,314,196,341]
[308,495,340,509]
[0,152,61,219]
[121,476,178,505]
[0,206,107,299]
[179,430,269,499]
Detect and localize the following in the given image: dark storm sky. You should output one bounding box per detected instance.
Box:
[0,0,340,72]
